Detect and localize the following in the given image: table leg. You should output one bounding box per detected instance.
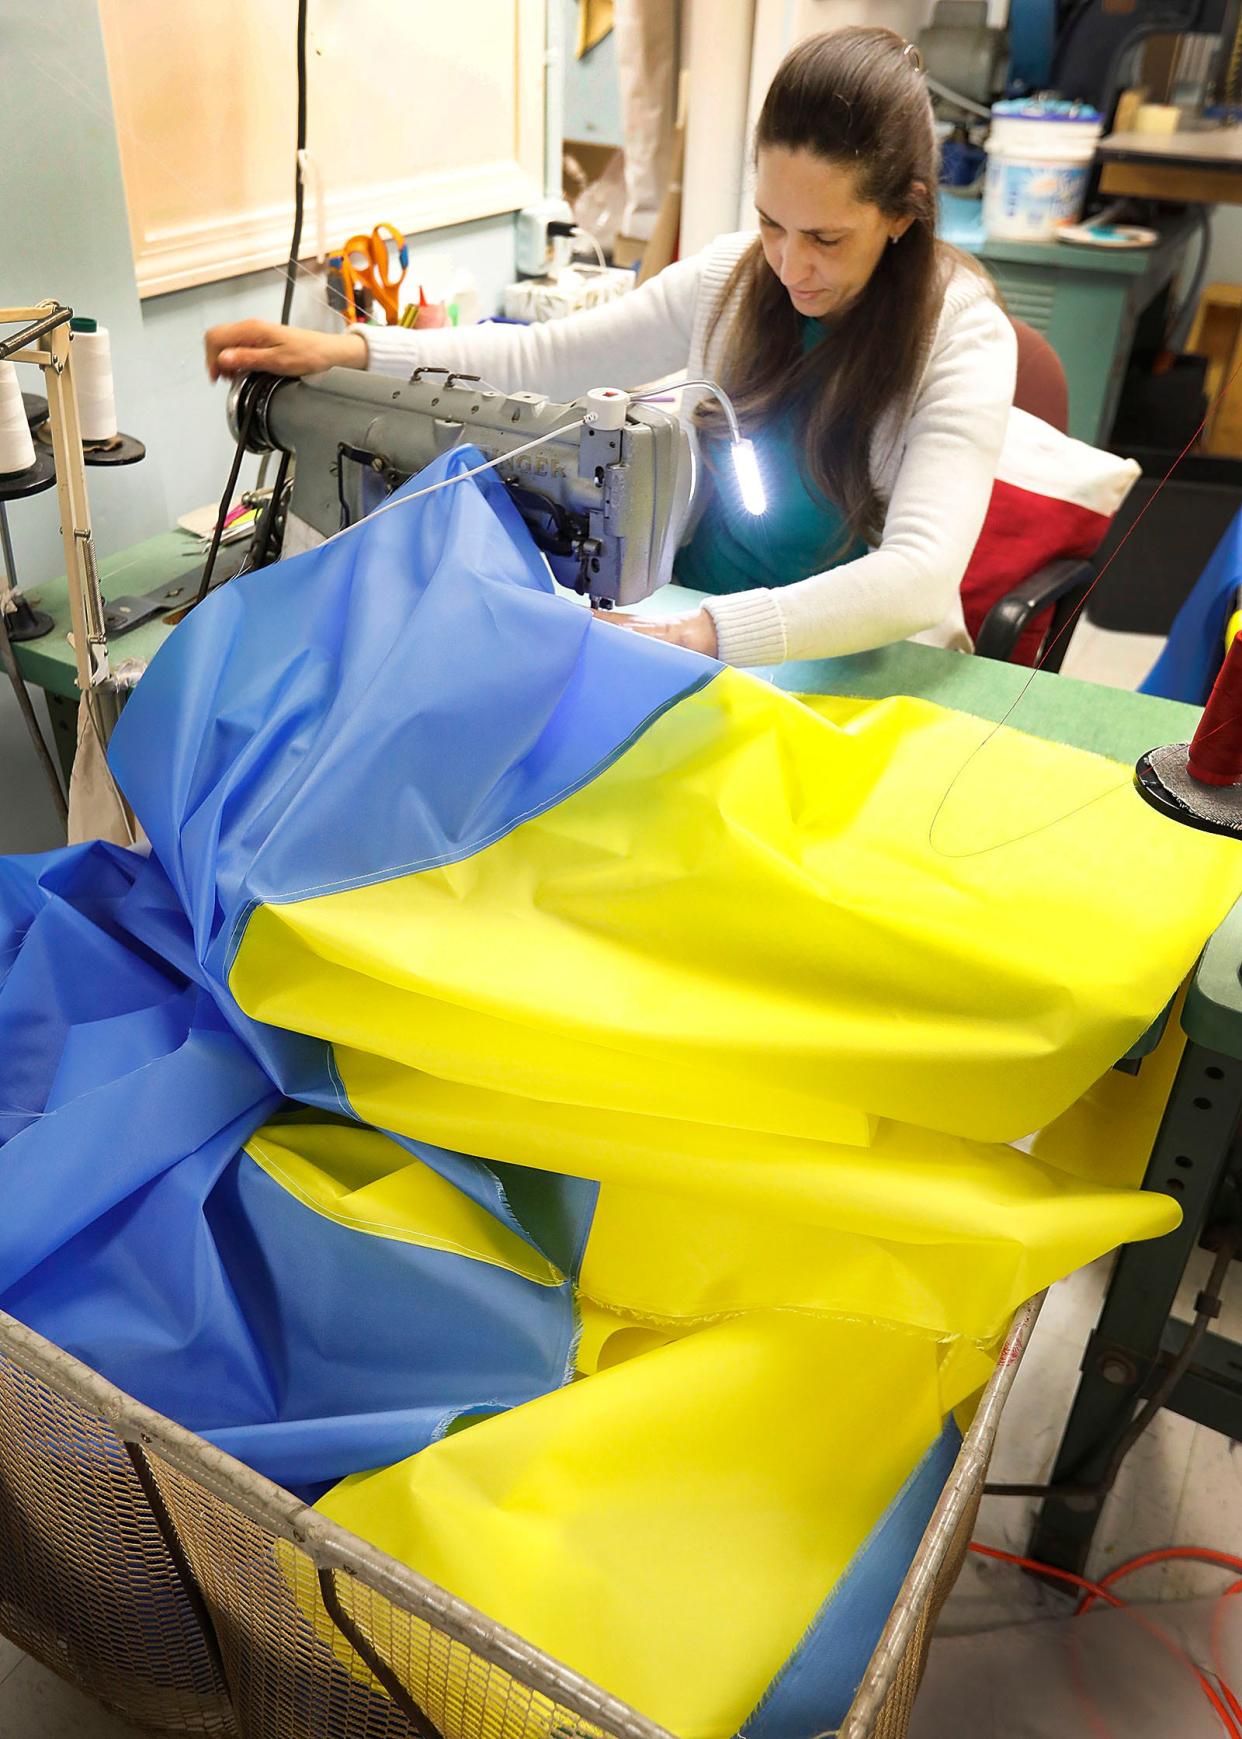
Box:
[1028,1039,1242,1576]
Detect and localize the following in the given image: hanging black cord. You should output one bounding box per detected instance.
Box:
[280,0,309,326]
[985,1228,1238,1501]
[191,393,257,607]
[196,0,308,608]
[248,446,292,572]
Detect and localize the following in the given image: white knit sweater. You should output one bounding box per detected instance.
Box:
[359,233,1017,667]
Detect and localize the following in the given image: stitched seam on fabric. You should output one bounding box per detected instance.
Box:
[222,667,719,980]
[324,1045,354,1119]
[577,1293,959,1344]
[472,1163,580,1274]
[243,1139,565,1286]
[282,1054,576,1286]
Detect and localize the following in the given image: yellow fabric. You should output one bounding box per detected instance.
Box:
[1227,608,1242,652]
[230,677,1234,1339]
[571,1125,1176,1344]
[576,0,614,57]
[234,680,1240,1157]
[243,1122,562,1286]
[230,674,1242,1736]
[317,1310,967,1739]
[1031,987,1190,1186]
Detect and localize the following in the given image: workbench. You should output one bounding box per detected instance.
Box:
[1099,128,1242,207]
[656,580,1201,756]
[940,197,1197,447]
[16,547,1242,1585]
[13,529,244,778]
[17,547,1207,768]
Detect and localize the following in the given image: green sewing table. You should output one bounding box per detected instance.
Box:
[940,200,1199,447]
[17,543,1207,768]
[16,551,1242,1581]
[12,530,249,779]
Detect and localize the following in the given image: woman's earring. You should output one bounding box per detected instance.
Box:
[889,233,900,246]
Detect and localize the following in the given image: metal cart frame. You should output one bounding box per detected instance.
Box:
[0,1298,1040,1739]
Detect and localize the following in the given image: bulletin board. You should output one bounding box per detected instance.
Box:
[98,0,547,298]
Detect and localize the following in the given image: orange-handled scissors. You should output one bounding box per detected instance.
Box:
[338,223,409,324]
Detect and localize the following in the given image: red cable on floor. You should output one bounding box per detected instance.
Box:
[970,1542,1242,1737]
[1077,1548,1242,1617]
[1083,1553,1242,1734]
[1212,1579,1242,1729]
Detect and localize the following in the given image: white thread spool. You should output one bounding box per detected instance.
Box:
[0,362,36,476]
[585,386,630,429]
[70,320,118,442]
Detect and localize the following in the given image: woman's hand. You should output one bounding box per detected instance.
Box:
[591,606,719,657]
[204,320,368,382]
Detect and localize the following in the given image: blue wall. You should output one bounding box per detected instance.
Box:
[561,0,623,145]
[1,3,172,588]
[138,213,518,543]
[0,0,519,593]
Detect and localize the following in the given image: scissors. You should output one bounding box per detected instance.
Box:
[333,223,409,324]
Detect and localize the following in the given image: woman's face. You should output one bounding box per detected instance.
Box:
[754,146,911,319]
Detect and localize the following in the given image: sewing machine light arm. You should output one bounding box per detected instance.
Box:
[629,378,767,517]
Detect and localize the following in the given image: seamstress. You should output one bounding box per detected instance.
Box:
[204,26,1016,670]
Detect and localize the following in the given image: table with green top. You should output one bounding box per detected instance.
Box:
[13,529,246,777]
[940,198,1199,447]
[16,554,1242,1581]
[18,551,1207,766]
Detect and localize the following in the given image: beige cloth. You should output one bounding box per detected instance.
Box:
[615,0,679,242]
[67,694,141,848]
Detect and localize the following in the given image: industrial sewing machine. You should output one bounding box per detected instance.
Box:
[226,365,696,610]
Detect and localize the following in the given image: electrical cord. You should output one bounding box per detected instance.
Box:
[192,392,258,607]
[1077,1546,1242,1617]
[926,72,993,120]
[203,0,306,588]
[632,378,744,440]
[971,1542,1242,1736]
[573,226,607,270]
[280,0,308,328]
[985,1227,1238,1501]
[259,0,308,493]
[1167,206,1214,354]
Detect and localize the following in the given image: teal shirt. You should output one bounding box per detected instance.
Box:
[673,318,866,596]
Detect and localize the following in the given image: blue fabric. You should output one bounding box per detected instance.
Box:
[743,1420,962,1739]
[674,320,866,596]
[110,445,710,996]
[0,448,719,1494]
[0,444,965,1715]
[1140,508,1242,703]
[0,845,575,1491]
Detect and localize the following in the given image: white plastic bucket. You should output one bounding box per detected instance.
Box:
[983,107,1102,242]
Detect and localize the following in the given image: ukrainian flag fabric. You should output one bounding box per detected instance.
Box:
[3,445,1242,1734]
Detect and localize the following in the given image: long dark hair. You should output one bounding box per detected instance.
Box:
[701,27,979,548]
